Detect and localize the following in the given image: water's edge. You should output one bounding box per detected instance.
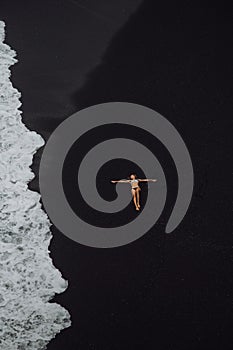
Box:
[0,21,71,350]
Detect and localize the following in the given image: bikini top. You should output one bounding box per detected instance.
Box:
[130,179,139,186]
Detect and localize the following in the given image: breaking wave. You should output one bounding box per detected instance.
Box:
[0,20,71,349]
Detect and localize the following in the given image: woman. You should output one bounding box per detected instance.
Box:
[111,174,157,211]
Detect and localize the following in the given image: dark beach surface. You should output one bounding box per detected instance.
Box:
[1,1,233,349]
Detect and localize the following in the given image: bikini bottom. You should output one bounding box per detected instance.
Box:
[131,186,141,191]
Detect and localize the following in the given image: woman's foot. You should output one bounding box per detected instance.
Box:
[136,206,140,211]
[137,204,140,208]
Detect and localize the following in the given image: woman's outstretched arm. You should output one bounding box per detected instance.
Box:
[111,179,130,183]
[138,179,157,182]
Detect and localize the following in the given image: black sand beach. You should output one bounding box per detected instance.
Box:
[1,1,232,349]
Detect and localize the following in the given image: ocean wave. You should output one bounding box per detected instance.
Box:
[0,20,71,349]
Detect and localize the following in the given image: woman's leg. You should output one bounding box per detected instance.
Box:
[131,189,139,210]
[136,188,140,208]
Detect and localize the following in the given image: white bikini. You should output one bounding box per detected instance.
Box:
[130,179,139,189]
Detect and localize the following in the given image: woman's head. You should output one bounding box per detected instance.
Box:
[130,174,137,180]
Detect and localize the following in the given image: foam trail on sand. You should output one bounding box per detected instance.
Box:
[0,21,71,349]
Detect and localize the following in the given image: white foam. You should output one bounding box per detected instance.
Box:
[0,20,71,349]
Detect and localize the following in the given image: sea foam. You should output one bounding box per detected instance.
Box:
[0,21,71,349]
